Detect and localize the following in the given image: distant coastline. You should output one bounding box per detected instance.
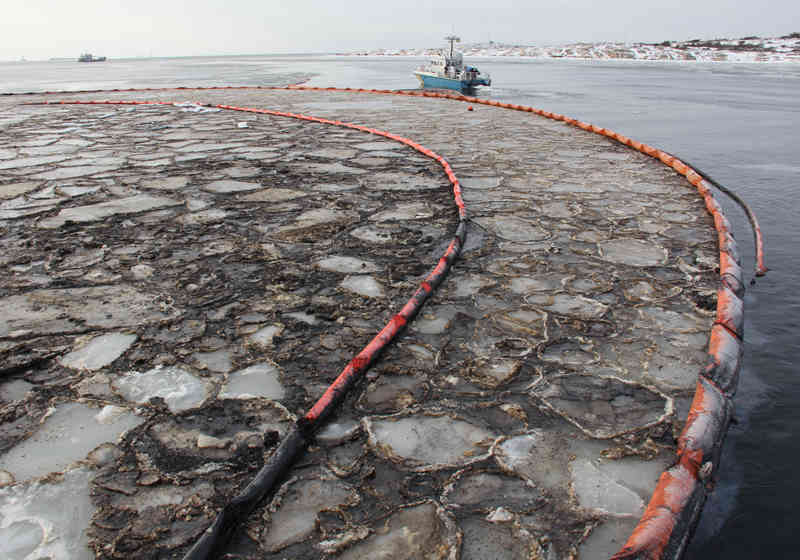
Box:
[341,32,800,63]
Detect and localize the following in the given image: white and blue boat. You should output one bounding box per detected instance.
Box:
[413,36,491,92]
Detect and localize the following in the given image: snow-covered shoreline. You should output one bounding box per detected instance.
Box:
[342,33,800,63]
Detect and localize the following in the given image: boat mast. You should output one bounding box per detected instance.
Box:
[444,35,460,59]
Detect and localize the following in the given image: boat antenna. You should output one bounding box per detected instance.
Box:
[444,35,460,58]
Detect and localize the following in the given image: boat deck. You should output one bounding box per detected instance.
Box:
[0,89,719,559]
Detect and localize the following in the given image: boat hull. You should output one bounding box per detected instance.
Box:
[414,71,490,91]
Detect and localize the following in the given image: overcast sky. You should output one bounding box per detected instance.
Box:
[2,0,798,60]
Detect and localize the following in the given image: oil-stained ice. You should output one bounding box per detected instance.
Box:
[526,293,608,320]
[316,419,361,445]
[340,275,385,298]
[443,471,544,513]
[0,402,142,481]
[570,458,645,516]
[370,201,434,222]
[598,238,669,267]
[493,432,570,495]
[316,255,380,274]
[364,413,495,470]
[262,474,359,552]
[112,366,211,413]
[0,285,181,337]
[59,332,137,371]
[459,517,544,560]
[532,374,672,438]
[219,362,285,400]
[337,501,460,560]
[360,374,425,412]
[276,207,358,236]
[0,467,94,560]
[0,379,33,403]
[191,349,233,373]
[248,324,284,348]
[0,90,720,557]
[38,194,181,229]
[579,517,640,559]
[472,215,549,242]
[202,179,261,193]
[240,188,307,202]
[349,225,396,244]
[367,171,441,191]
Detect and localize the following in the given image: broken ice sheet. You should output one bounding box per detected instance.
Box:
[598,238,668,267]
[0,467,94,560]
[316,419,360,446]
[316,255,380,274]
[0,402,142,482]
[0,379,34,403]
[359,374,425,413]
[579,517,640,559]
[469,359,521,389]
[274,207,358,237]
[0,183,41,205]
[112,366,212,413]
[178,208,228,225]
[247,324,284,348]
[369,201,434,222]
[219,362,285,400]
[526,293,608,320]
[443,471,544,513]
[363,171,440,191]
[531,374,672,439]
[444,274,495,298]
[349,223,397,243]
[139,175,189,190]
[104,480,214,524]
[0,285,182,337]
[472,215,549,242]
[240,188,307,202]
[493,431,571,496]
[191,348,233,373]
[570,458,645,516]
[0,197,62,220]
[459,517,544,560]
[201,179,261,193]
[284,311,317,325]
[262,473,359,552]
[364,412,496,471]
[37,194,181,229]
[635,306,708,333]
[337,501,460,560]
[59,332,137,371]
[340,275,385,298]
[411,309,454,335]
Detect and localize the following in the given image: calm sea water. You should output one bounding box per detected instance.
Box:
[2,55,799,557]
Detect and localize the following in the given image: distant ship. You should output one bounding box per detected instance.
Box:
[78,53,106,62]
[413,36,491,92]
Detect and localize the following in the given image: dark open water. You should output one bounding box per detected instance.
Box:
[2,54,798,557]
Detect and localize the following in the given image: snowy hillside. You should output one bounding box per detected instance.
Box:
[347,33,800,63]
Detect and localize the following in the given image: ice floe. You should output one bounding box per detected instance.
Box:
[0,402,141,482]
[112,366,211,413]
[59,333,137,371]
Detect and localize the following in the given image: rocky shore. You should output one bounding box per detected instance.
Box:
[1,89,720,558]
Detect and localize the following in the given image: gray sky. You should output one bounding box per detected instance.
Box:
[2,0,798,60]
